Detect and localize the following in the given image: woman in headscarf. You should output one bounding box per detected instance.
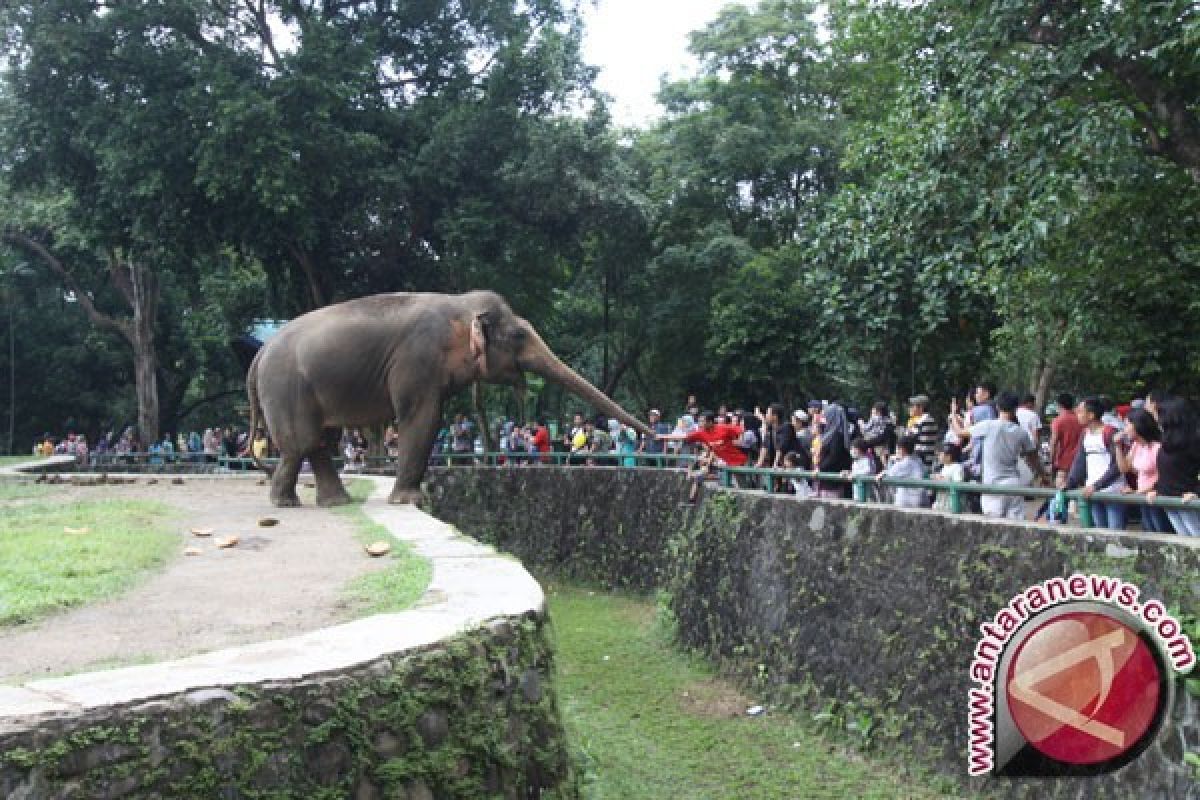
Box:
[817,402,855,498]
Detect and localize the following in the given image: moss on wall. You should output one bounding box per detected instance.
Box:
[429,467,1200,800]
[0,614,578,800]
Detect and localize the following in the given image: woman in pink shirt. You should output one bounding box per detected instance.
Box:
[1115,409,1173,532]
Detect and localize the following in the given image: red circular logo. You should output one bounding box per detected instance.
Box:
[1005,612,1162,765]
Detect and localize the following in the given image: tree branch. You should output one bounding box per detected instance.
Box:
[1089,51,1200,175]
[1021,8,1200,177]
[2,230,132,340]
[243,0,283,67]
[170,387,246,425]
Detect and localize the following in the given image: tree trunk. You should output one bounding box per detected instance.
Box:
[288,242,328,309]
[1032,358,1056,415]
[601,344,640,397]
[1,234,163,444]
[133,330,159,444]
[115,257,161,444]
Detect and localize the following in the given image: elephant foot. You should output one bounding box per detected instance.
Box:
[317,490,354,508]
[388,488,425,506]
[270,492,302,508]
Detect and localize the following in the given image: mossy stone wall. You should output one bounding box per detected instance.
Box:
[428,466,1200,800]
[0,615,577,800]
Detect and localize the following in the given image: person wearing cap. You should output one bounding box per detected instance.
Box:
[906,394,940,470]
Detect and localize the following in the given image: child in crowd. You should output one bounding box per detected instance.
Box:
[878,435,928,508]
[782,451,813,498]
[849,436,880,477]
[844,436,880,501]
[933,441,964,511]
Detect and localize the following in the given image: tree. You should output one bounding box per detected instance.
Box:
[603,0,850,407]
[193,0,599,316]
[2,0,603,439]
[1,0,249,442]
[812,0,1200,405]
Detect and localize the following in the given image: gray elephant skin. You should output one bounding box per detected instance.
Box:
[246,290,651,507]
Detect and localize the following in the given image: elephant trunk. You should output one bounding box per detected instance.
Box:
[519,329,653,437]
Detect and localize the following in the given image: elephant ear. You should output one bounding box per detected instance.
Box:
[470,312,489,374]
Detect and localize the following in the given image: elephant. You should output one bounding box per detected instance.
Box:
[246,290,652,507]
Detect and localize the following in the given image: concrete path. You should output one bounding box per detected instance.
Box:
[0,474,543,732]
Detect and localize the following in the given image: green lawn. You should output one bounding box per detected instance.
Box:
[0,482,177,626]
[548,585,959,800]
[0,455,50,467]
[330,479,432,615]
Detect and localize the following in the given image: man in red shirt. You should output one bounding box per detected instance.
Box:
[530,419,552,464]
[1050,392,1084,488]
[658,411,746,503]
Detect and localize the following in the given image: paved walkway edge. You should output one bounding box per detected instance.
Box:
[0,472,544,733]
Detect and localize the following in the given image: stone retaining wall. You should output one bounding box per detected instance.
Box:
[0,479,577,799]
[427,466,1200,800]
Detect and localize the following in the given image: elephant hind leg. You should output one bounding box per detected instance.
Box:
[311,449,352,507]
[270,455,304,507]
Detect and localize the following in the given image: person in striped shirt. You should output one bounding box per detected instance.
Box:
[906,394,941,470]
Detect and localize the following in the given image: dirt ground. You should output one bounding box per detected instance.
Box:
[0,476,397,683]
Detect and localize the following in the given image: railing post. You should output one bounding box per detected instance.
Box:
[948,485,962,514]
[1077,494,1093,528]
[720,468,732,488]
[852,476,867,503]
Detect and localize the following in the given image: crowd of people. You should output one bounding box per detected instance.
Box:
[468,384,1200,536]
[32,426,258,464]
[27,382,1200,537]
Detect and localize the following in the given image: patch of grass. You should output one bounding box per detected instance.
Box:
[0,455,49,467]
[0,491,178,627]
[0,480,54,503]
[548,584,957,800]
[332,479,432,616]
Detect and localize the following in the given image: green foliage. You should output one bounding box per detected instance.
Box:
[816,0,1200,402]
[3,0,1199,430]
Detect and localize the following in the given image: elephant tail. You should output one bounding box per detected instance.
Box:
[246,348,275,478]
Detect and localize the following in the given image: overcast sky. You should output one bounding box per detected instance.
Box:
[579,0,753,127]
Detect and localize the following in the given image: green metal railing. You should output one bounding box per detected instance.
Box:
[428,451,696,468]
[425,452,1198,531]
[79,449,1200,531]
[715,464,1200,529]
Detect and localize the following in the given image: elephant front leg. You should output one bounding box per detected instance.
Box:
[270,454,303,507]
[310,449,352,507]
[389,403,441,506]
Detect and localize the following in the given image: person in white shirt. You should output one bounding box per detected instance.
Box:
[933,441,965,511]
[1015,394,1043,484]
[878,435,928,508]
[1016,395,1042,447]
